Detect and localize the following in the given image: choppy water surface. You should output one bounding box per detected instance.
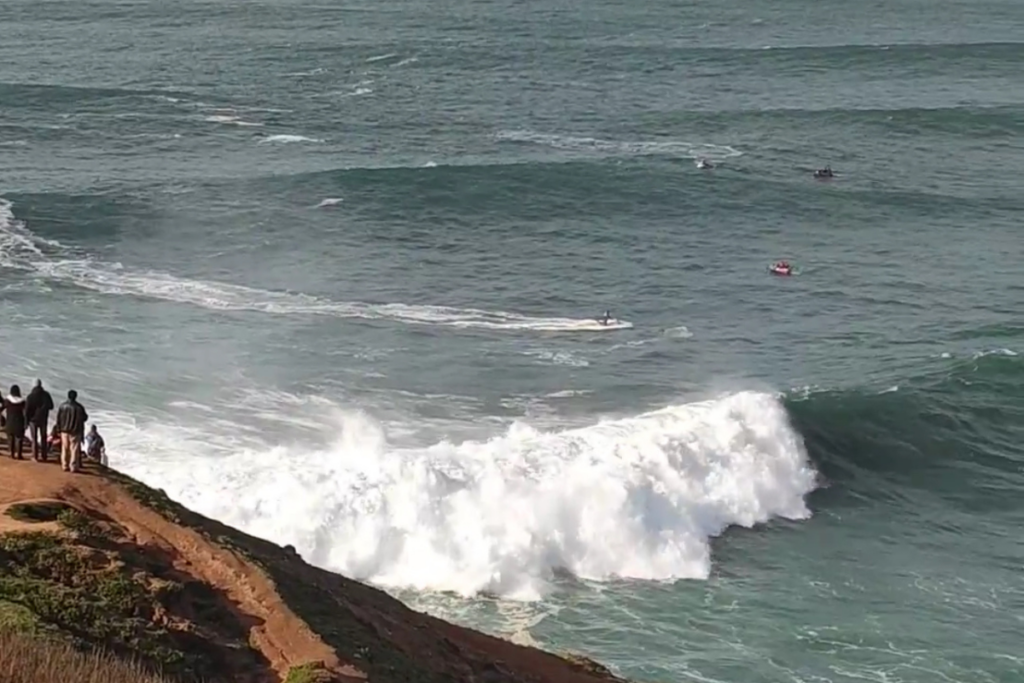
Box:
[2,0,1023,681]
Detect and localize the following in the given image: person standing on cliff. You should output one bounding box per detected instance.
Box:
[3,385,28,460]
[56,389,88,473]
[25,379,55,462]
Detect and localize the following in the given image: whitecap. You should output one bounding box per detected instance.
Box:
[258,134,324,144]
[102,390,817,601]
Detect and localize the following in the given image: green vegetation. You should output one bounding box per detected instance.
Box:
[559,652,619,679]
[0,531,187,677]
[0,599,46,634]
[55,507,105,539]
[3,467,630,683]
[284,661,337,683]
[0,503,266,682]
[100,469,271,573]
[95,469,442,681]
[101,468,628,683]
[4,501,73,524]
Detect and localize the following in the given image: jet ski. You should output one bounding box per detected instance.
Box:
[813,166,835,179]
[696,157,714,169]
[769,262,794,276]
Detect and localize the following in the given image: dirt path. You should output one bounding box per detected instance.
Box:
[0,454,631,683]
[0,455,365,682]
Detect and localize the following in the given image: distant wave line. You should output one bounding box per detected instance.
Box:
[495,130,743,161]
[0,198,632,334]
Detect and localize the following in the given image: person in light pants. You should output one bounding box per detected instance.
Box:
[56,389,89,473]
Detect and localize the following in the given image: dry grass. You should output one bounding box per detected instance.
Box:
[0,630,174,683]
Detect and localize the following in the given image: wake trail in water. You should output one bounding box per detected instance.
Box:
[0,198,631,333]
[99,389,818,601]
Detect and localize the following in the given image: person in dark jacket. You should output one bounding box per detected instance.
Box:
[3,385,28,460]
[25,379,55,462]
[56,389,88,473]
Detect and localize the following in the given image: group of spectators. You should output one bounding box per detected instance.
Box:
[1,380,106,473]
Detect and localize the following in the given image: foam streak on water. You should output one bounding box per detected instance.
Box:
[0,198,631,333]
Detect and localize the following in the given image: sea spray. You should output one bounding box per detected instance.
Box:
[100,390,817,601]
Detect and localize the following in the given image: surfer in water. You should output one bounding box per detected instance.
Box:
[598,310,614,325]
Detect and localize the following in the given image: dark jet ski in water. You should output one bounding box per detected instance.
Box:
[813,166,835,179]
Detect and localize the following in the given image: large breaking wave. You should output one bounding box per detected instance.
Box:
[97,389,817,601]
[94,351,1024,602]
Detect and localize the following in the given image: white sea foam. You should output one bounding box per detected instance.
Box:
[544,389,593,399]
[285,67,327,77]
[204,113,263,127]
[4,196,814,601]
[314,81,375,99]
[664,325,693,339]
[317,197,344,207]
[495,130,743,161]
[0,199,52,266]
[521,349,590,367]
[100,389,818,601]
[0,198,634,334]
[366,52,398,63]
[32,260,635,331]
[972,348,1018,358]
[258,134,324,144]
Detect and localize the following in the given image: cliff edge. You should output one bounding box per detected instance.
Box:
[0,456,629,683]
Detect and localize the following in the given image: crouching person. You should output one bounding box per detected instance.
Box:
[85,424,107,467]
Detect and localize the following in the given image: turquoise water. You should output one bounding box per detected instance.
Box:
[2,1,1023,681]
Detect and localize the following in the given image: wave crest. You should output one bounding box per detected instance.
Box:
[0,197,630,333]
[496,130,743,161]
[105,390,818,600]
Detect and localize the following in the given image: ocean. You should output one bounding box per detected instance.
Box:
[2,0,1023,681]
